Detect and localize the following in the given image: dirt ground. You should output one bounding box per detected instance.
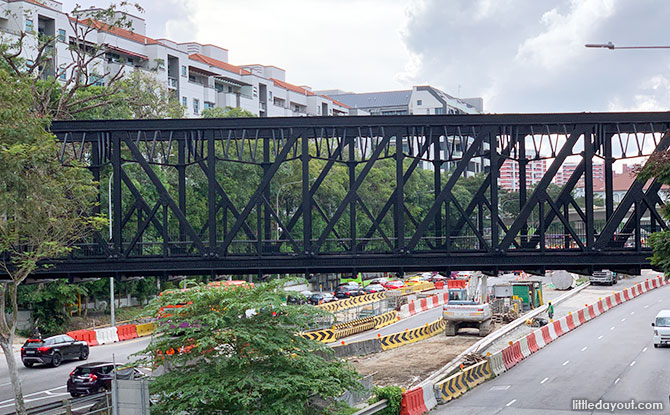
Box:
[348,333,480,389]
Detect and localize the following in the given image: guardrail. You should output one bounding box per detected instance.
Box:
[353,399,388,415]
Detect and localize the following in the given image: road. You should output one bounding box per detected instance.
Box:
[0,336,152,414]
[435,283,670,415]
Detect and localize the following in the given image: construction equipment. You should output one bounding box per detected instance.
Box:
[443,287,493,337]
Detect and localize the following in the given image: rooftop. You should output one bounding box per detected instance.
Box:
[329,90,412,109]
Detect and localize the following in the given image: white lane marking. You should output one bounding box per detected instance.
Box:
[0,386,66,404]
[598,335,604,339]
[540,377,549,384]
[610,326,615,330]
[563,360,570,366]
[644,305,649,309]
[630,361,636,367]
[581,346,587,352]
[0,382,11,387]
[621,318,626,322]
[631,311,635,315]
[643,347,648,352]
[506,399,517,407]
[490,385,510,391]
[615,378,620,384]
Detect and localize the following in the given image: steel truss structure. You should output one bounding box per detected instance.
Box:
[21,113,670,278]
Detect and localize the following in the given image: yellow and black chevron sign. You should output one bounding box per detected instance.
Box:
[462,360,492,388]
[333,315,376,330]
[299,328,335,343]
[437,371,468,402]
[379,317,446,351]
[372,311,397,329]
[317,292,387,313]
[334,321,376,339]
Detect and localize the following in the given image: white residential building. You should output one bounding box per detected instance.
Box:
[0,0,351,118]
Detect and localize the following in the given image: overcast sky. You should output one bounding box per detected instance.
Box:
[60,0,670,113]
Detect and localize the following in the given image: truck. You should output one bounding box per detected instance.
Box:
[443,288,493,337]
[589,270,617,286]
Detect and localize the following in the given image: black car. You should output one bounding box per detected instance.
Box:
[287,290,312,305]
[67,362,144,397]
[363,283,386,294]
[308,292,337,305]
[334,283,365,299]
[21,335,89,368]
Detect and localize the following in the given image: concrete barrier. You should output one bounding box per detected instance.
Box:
[435,370,468,403]
[487,351,506,377]
[94,327,119,345]
[526,332,539,353]
[116,324,138,341]
[135,322,157,337]
[400,387,428,415]
[519,336,531,358]
[462,360,492,388]
[331,338,382,358]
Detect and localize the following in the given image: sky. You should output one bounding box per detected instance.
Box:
[59,0,670,114]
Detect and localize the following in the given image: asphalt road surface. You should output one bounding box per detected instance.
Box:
[0,336,152,414]
[435,283,670,415]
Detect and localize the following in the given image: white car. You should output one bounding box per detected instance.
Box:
[652,310,670,348]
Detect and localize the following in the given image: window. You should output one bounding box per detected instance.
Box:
[58,70,66,80]
[269,91,273,100]
[204,102,214,109]
[25,19,33,33]
[57,29,66,42]
[181,65,187,77]
[416,99,422,106]
[193,98,200,114]
[182,97,187,108]
[435,107,444,115]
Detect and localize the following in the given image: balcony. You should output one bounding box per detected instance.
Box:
[259,102,267,111]
[167,77,178,89]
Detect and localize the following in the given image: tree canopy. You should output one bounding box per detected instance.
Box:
[137,280,360,415]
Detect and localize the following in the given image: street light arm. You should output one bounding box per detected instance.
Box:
[585,42,670,50]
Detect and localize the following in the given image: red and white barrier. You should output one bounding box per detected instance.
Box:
[399,292,449,319]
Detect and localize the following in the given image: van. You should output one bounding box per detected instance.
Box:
[652,310,670,348]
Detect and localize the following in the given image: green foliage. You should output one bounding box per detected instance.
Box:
[639,153,670,280]
[18,282,85,336]
[202,106,256,118]
[136,279,360,415]
[370,386,403,415]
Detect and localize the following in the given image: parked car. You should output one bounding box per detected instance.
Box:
[21,335,89,368]
[334,283,365,299]
[67,362,145,397]
[308,292,337,305]
[383,280,406,290]
[363,284,386,294]
[589,270,617,286]
[287,290,312,305]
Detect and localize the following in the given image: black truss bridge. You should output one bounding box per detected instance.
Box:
[23,112,670,278]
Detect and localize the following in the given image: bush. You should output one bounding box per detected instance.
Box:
[370,386,403,415]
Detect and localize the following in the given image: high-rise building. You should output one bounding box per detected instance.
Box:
[499,151,548,192]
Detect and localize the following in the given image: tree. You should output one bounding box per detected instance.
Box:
[136,280,360,415]
[637,153,670,279]
[0,2,143,119]
[0,68,104,414]
[73,70,184,120]
[201,106,256,118]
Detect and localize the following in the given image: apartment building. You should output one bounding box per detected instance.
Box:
[0,0,350,118]
[320,86,484,116]
[554,162,605,187]
[499,150,548,192]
